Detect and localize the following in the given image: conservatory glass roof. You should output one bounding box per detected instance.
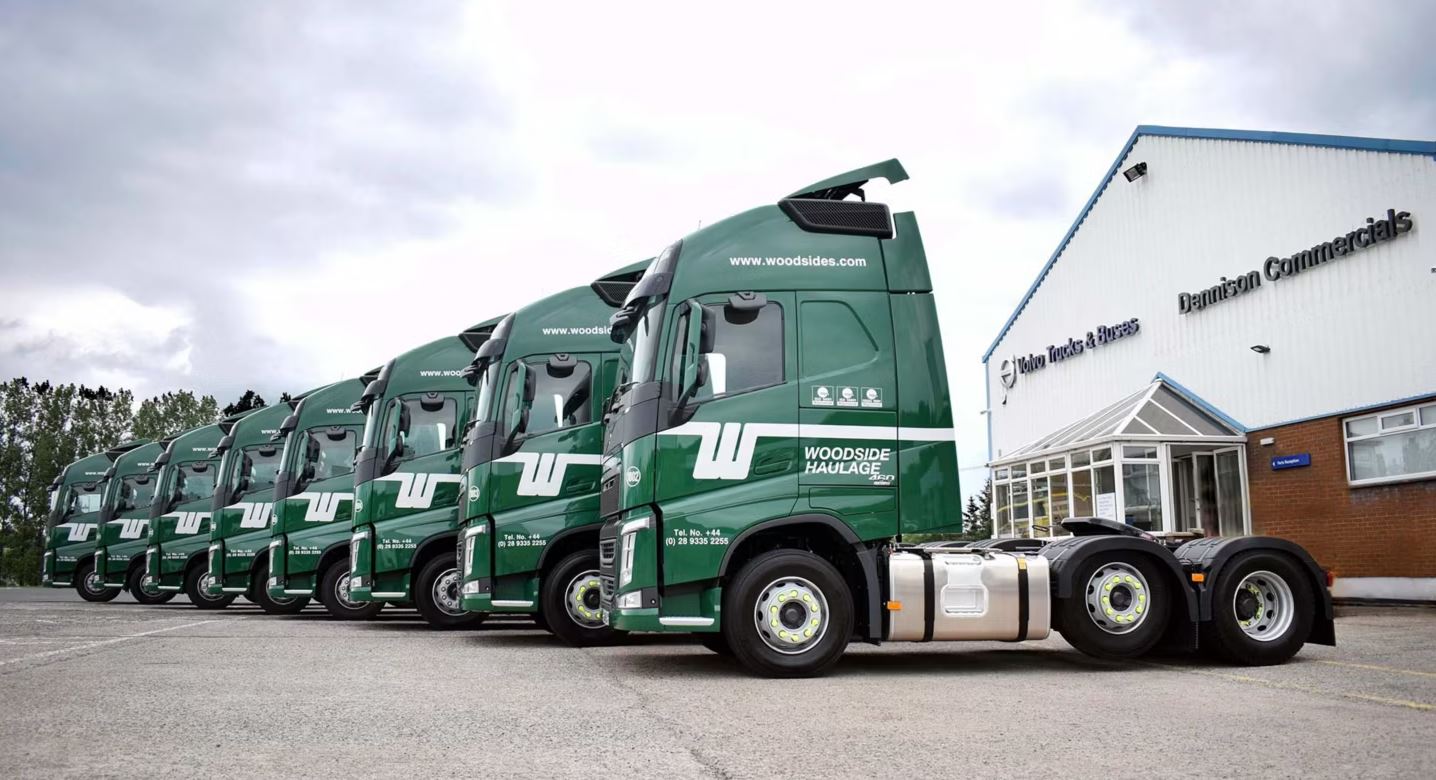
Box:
[992,380,1245,465]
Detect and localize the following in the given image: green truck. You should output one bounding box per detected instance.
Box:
[456,264,643,644]
[266,378,371,618]
[208,400,308,613]
[93,441,170,603]
[597,160,1334,676]
[42,447,126,599]
[349,319,503,627]
[144,418,241,608]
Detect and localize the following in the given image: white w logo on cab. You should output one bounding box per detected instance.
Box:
[293,492,353,522]
[118,518,148,539]
[375,473,462,509]
[494,452,603,496]
[167,512,210,535]
[234,502,273,529]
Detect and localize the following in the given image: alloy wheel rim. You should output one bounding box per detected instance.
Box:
[84,570,105,595]
[564,569,606,629]
[753,576,829,655]
[335,571,360,608]
[198,573,221,602]
[1233,570,1295,642]
[433,568,464,616]
[1084,563,1151,635]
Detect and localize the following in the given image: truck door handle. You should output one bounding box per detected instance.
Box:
[753,454,792,476]
[564,477,597,493]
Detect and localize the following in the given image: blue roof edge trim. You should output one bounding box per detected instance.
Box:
[981,125,1436,363]
[1153,372,1247,433]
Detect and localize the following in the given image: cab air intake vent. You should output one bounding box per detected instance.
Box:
[779,198,893,239]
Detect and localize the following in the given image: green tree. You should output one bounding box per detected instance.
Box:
[961,479,993,540]
[131,390,220,441]
[222,390,267,417]
[0,379,133,585]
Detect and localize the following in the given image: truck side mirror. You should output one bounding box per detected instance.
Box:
[675,300,712,413]
[505,363,533,441]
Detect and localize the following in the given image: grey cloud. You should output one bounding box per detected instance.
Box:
[1106,0,1436,133]
[0,1,520,397]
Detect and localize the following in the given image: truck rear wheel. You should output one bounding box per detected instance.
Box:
[252,559,309,615]
[127,565,174,605]
[319,560,383,620]
[184,564,236,610]
[1201,552,1313,665]
[75,559,120,602]
[541,550,619,647]
[723,550,852,678]
[1057,552,1169,660]
[415,553,485,629]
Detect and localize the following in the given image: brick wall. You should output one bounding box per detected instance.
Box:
[1246,399,1436,579]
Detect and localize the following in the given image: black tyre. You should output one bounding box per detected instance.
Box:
[533,606,553,634]
[1057,552,1170,660]
[722,550,853,678]
[184,563,236,610]
[319,560,383,620]
[1201,552,1314,666]
[414,553,485,629]
[127,564,174,605]
[75,559,120,603]
[541,550,620,647]
[252,558,309,615]
[699,633,733,656]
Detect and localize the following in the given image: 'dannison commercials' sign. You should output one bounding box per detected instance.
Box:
[1178,208,1414,315]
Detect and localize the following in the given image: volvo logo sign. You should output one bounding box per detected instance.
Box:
[998,358,1018,389]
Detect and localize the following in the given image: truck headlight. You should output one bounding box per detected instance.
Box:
[349,530,368,575]
[618,516,650,587]
[616,591,643,610]
[462,523,485,574]
[462,581,481,595]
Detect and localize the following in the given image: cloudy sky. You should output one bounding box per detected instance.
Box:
[2,1,1433,496]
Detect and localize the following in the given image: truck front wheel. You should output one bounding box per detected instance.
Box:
[319,560,383,620]
[541,550,619,647]
[252,559,309,615]
[184,564,236,609]
[723,550,853,678]
[415,553,485,629]
[127,565,174,604]
[75,560,120,603]
[1201,552,1313,665]
[1057,552,1169,660]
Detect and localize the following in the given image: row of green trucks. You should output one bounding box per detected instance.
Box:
[39,160,1336,676]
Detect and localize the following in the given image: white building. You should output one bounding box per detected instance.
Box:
[983,126,1436,601]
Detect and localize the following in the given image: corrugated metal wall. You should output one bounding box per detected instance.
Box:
[986,136,1436,458]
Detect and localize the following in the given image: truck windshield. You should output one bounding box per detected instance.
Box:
[48,487,60,513]
[617,243,679,387]
[118,475,156,513]
[67,484,102,515]
[174,463,216,504]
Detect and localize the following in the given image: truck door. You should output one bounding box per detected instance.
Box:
[796,292,899,539]
[653,291,798,586]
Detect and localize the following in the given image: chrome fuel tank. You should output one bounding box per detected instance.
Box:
[886,550,1051,642]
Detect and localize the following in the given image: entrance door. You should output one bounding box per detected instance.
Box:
[1214,447,1247,536]
[1193,453,1219,537]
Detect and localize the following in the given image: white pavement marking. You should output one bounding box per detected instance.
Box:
[0,620,214,668]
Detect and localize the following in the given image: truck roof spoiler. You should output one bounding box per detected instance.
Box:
[458,317,505,352]
[787,158,908,201]
[104,438,152,461]
[590,259,652,307]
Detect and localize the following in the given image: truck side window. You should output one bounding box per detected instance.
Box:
[505,357,593,437]
[311,429,359,481]
[683,301,784,400]
[119,475,156,512]
[176,464,216,504]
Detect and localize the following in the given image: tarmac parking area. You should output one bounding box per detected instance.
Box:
[1,587,1433,778]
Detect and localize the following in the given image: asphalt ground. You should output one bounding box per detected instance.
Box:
[1,587,1433,779]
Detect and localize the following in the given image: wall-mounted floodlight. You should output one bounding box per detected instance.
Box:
[1250,344,1271,354]
[1122,162,1148,182]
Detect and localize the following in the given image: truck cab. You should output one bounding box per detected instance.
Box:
[456,263,644,644]
[349,318,503,627]
[144,418,243,608]
[44,450,121,599]
[93,441,167,602]
[266,378,368,618]
[208,401,304,613]
[598,161,1333,677]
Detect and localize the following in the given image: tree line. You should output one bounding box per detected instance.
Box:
[0,379,269,585]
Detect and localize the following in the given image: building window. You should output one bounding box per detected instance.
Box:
[1344,402,1436,486]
